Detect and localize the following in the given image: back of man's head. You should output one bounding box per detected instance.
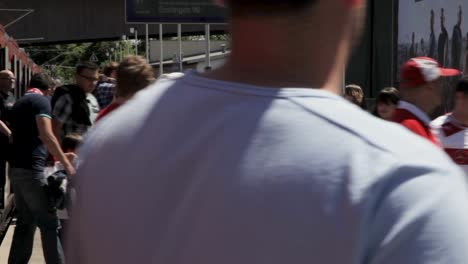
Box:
[210,0,367,92]
[227,0,317,16]
[30,73,52,91]
[76,62,99,75]
[116,56,155,99]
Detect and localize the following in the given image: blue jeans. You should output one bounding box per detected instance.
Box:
[8,168,64,264]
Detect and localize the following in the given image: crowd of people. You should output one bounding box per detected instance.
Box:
[0,55,159,263]
[1,0,468,263]
[344,57,468,174]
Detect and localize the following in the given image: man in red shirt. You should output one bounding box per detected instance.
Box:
[431,78,468,175]
[393,57,460,145]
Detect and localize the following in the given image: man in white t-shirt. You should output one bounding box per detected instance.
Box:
[432,78,468,175]
[67,1,468,263]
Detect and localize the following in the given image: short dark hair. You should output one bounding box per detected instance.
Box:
[29,73,52,91]
[103,62,119,77]
[76,61,99,75]
[456,78,468,94]
[372,87,400,117]
[376,87,400,105]
[227,0,317,16]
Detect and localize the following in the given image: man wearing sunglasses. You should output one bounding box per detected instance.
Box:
[0,70,16,128]
[0,70,16,212]
[51,62,100,141]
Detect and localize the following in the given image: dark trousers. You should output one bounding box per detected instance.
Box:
[0,159,6,209]
[8,168,65,264]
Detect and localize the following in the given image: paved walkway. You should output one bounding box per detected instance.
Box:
[0,225,45,264]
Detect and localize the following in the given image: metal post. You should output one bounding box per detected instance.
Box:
[178,24,183,72]
[145,24,149,62]
[135,30,138,55]
[159,24,164,76]
[124,35,130,56]
[205,24,211,70]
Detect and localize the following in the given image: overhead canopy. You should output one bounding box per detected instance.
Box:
[0,0,226,45]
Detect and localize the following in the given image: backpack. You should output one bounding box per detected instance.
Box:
[51,85,92,126]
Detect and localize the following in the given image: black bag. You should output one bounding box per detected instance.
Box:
[44,170,68,211]
[51,85,92,126]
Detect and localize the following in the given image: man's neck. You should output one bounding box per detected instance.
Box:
[401,98,432,117]
[203,19,348,94]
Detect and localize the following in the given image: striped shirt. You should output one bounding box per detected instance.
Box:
[432,113,468,175]
[94,82,115,108]
[52,93,99,138]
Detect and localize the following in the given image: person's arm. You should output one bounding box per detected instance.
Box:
[0,120,12,142]
[52,118,63,140]
[37,116,75,177]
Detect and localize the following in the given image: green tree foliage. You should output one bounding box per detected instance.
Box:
[25,34,226,83]
[25,40,137,83]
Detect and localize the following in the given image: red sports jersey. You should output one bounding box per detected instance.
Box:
[95,102,122,123]
[392,101,440,146]
[431,114,468,175]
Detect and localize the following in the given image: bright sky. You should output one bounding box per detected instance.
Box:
[399,0,467,44]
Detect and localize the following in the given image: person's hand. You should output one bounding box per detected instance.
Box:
[7,134,13,144]
[65,152,78,162]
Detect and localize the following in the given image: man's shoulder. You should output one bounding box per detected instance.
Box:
[91,80,450,167]
[54,93,72,104]
[392,108,417,121]
[291,97,446,161]
[15,94,49,108]
[52,85,76,105]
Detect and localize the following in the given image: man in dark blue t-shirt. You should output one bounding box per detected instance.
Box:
[8,73,75,264]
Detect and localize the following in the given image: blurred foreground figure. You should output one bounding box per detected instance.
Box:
[432,78,468,175]
[69,1,468,263]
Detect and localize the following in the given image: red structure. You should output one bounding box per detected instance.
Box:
[0,24,40,98]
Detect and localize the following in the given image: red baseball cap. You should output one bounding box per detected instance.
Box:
[401,57,460,88]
